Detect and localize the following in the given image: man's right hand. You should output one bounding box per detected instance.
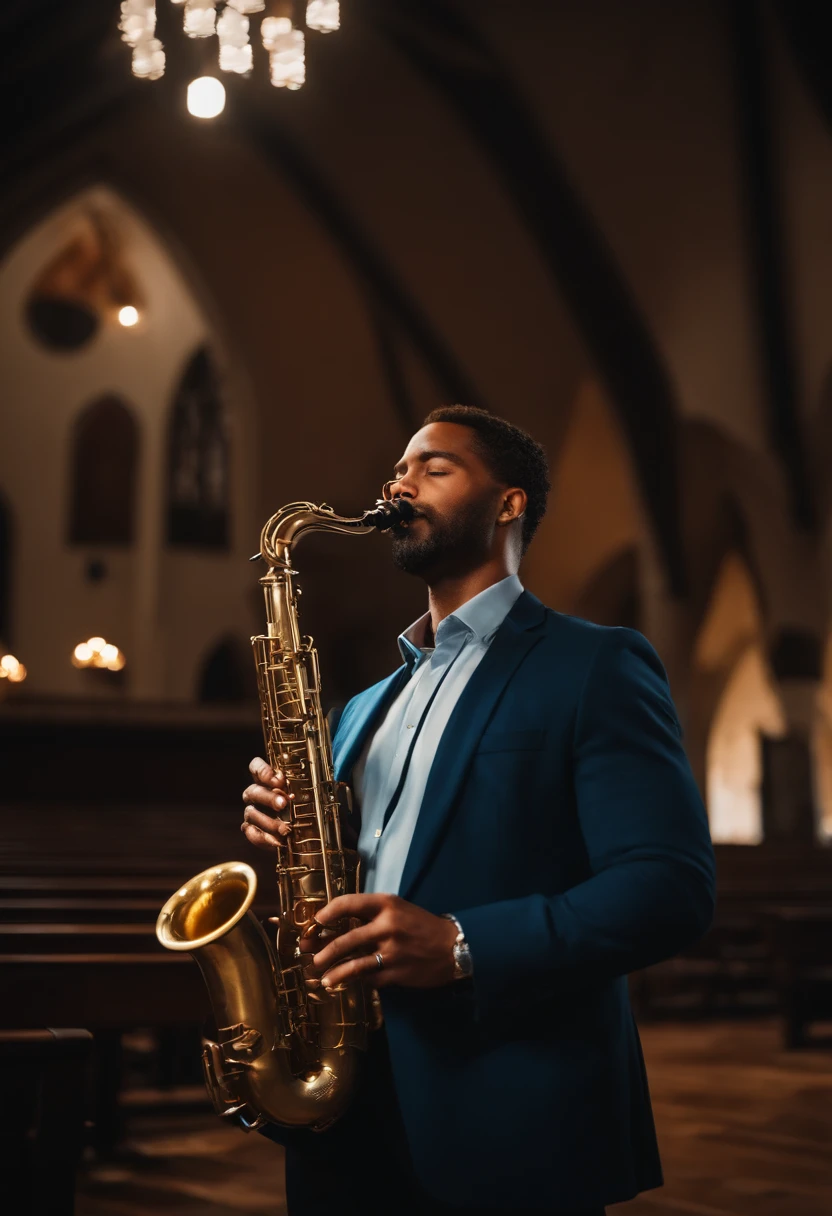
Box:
[241,757,293,851]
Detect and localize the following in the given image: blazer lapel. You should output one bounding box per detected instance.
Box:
[332,666,408,782]
[398,591,547,900]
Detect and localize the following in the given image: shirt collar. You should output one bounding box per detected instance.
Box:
[397,574,524,668]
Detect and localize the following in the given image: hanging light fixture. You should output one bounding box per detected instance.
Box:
[119,0,341,107]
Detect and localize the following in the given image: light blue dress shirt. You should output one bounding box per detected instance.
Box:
[354,574,524,895]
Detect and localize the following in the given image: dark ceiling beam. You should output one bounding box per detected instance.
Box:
[728,3,815,531]
[243,110,487,417]
[368,303,421,433]
[368,0,688,595]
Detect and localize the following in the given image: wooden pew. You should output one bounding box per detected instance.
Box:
[762,906,832,1048]
[0,1028,93,1216]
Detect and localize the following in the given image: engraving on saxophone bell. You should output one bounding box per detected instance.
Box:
[156,500,413,1132]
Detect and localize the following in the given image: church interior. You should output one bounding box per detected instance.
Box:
[1,1,832,1213]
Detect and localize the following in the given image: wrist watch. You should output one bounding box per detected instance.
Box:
[442,913,473,980]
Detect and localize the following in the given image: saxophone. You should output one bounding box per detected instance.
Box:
[156,498,413,1131]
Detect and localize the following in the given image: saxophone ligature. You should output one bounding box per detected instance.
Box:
[156,497,414,1131]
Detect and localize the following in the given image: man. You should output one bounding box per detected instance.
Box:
[241,405,716,1216]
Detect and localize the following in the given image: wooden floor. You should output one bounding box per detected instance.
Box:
[77,1020,832,1216]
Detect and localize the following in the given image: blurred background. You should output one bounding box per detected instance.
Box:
[1,1,831,1213]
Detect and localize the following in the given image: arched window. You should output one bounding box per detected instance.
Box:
[68,396,139,545]
[0,493,12,643]
[166,347,230,549]
[197,636,254,703]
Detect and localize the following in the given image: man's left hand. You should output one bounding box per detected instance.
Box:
[310,894,459,990]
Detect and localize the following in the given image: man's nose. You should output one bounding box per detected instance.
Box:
[385,476,417,501]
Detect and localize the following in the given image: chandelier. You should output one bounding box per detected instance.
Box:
[119,1,340,109]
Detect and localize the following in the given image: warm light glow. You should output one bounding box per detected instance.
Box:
[72,636,126,672]
[262,18,305,89]
[184,1,217,39]
[118,305,140,327]
[121,0,340,95]
[0,653,27,684]
[707,646,786,844]
[306,0,340,33]
[218,5,253,75]
[187,75,226,118]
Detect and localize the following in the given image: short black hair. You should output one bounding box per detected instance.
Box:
[423,404,550,552]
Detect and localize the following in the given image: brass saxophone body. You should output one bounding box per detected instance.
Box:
[156,499,412,1131]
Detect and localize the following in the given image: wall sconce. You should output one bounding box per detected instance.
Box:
[72,636,126,672]
[0,652,27,684]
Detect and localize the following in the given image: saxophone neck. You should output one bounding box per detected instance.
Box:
[257,498,415,567]
[258,502,371,568]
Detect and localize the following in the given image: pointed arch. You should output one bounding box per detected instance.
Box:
[706,644,786,844]
[68,395,139,545]
[575,547,640,630]
[524,379,643,615]
[166,346,230,549]
[694,552,763,676]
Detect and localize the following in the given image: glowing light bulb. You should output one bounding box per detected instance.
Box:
[118,305,139,327]
[306,0,339,33]
[88,637,106,653]
[187,75,226,118]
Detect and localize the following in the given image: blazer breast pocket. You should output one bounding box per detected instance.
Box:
[476,728,546,754]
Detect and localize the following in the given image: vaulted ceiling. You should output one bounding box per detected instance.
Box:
[3,0,832,608]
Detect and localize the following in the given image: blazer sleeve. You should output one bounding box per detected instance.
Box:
[456,627,716,1019]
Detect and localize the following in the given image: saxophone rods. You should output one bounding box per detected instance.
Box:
[156,499,413,1132]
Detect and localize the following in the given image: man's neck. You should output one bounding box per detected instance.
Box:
[426,560,518,636]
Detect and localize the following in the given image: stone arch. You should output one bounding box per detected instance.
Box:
[689,548,793,843]
[165,346,230,549]
[68,395,139,545]
[197,635,255,704]
[575,546,640,630]
[706,643,787,844]
[523,378,645,615]
[687,550,766,798]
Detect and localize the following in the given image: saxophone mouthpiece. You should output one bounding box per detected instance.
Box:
[363,498,415,531]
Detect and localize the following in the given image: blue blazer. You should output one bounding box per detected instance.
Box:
[281,592,715,1210]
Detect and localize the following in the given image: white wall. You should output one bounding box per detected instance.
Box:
[0,185,255,701]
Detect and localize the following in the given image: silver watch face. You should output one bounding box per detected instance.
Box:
[453,941,473,978]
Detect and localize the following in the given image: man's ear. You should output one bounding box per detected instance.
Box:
[497,487,527,525]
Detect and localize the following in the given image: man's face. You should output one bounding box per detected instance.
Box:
[385,422,505,580]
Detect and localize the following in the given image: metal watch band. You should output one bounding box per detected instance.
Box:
[441,913,474,980]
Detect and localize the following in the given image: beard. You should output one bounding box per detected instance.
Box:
[389,496,496,580]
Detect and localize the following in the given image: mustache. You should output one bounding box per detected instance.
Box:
[390,505,433,531]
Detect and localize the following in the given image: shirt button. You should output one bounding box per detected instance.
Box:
[374,829,382,838]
